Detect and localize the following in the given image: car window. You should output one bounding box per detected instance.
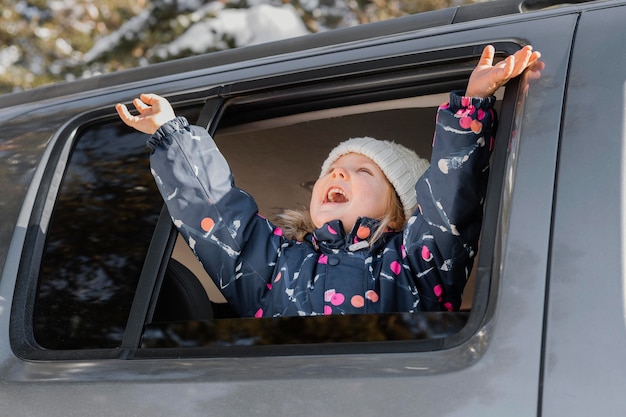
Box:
[16,43,518,359]
[140,72,509,355]
[31,106,202,350]
[33,123,160,349]
[142,95,474,352]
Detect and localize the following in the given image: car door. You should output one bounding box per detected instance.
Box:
[2,7,575,417]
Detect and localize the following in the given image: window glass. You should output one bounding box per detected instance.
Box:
[33,124,161,349]
[33,107,201,350]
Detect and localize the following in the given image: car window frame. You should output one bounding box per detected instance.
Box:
[10,41,523,361]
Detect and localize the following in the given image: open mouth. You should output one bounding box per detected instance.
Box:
[326,187,349,203]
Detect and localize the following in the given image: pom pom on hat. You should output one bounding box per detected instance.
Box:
[320,137,430,220]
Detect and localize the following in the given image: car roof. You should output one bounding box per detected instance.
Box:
[0,0,602,110]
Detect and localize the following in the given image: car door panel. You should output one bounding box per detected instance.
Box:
[543,4,626,416]
[0,10,578,417]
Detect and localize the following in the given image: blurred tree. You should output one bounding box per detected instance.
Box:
[1,0,147,92]
[0,0,475,94]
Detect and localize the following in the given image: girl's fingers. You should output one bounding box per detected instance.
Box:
[506,48,541,80]
[115,103,127,117]
[496,55,515,83]
[140,93,159,102]
[139,93,165,108]
[133,97,150,113]
[478,45,496,67]
[131,94,166,114]
[115,103,134,124]
[512,47,540,75]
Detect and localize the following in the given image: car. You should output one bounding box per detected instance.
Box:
[1,0,625,415]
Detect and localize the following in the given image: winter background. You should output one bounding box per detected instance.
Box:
[0,0,476,94]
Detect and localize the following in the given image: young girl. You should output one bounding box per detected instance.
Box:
[116,45,540,317]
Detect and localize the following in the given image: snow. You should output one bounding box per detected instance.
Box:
[243,4,310,44]
[0,1,330,91]
[0,46,21,75]
[83,7,155,63]
[85,3,309,63]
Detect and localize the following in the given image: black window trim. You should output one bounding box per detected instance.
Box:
[119,205,178,353]
[10,40,523,361]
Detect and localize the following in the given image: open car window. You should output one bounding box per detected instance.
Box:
[13,42,518,360]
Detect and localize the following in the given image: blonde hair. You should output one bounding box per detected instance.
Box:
[272,189,406,244]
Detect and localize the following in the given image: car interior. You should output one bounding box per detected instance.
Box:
[156,90,503,323]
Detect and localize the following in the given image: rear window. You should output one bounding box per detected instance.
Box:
[34,122,161,349]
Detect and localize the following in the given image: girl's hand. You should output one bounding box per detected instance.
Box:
[465,45,542,98]
[115,93,176,135]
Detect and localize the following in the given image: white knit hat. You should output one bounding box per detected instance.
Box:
[320,137,430,220]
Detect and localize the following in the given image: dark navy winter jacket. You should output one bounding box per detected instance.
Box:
[148,91,496,317]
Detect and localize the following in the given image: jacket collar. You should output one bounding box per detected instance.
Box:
[310,217,383,251]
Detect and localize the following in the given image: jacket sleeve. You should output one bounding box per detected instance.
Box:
[148,117,282,316]
[404,91,497,311]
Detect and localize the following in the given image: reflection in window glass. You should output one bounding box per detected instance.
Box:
[34,123,163,349]
[142,312,469,350]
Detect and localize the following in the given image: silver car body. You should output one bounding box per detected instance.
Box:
[1,0,625,415]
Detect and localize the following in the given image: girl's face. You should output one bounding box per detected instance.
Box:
[310,153,394,232]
